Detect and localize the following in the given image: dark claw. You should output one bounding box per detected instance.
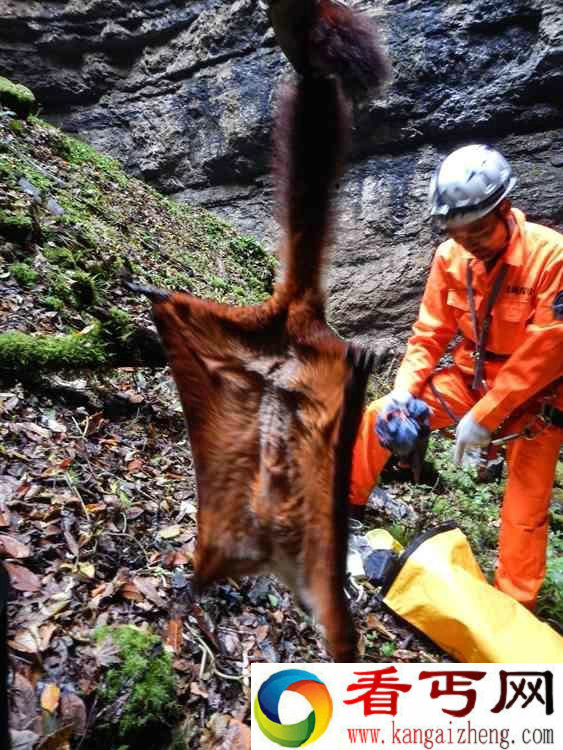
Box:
[123,278,170,302]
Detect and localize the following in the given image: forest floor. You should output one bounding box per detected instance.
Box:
[1,93,561,750]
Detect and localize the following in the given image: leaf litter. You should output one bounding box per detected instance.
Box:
[0,103,450,750]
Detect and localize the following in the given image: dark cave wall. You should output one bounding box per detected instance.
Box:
[1,0,561,349]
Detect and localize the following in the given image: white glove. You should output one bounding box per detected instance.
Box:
[454,411,491,466]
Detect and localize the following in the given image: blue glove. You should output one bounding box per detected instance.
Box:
[376,393,431,457]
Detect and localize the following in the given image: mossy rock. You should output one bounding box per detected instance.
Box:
[0,212,32,244]
[0,76,37,120]
[0,325,107,371]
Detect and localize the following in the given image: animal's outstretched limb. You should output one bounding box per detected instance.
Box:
[128,1,389,661]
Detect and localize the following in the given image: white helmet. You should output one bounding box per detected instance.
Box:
[429,144,516,227]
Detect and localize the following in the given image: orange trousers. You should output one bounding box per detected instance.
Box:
[350,367,563,609]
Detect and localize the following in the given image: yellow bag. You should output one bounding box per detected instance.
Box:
[378,523,563,663]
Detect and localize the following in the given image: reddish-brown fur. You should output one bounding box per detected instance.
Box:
[134,0,389,662]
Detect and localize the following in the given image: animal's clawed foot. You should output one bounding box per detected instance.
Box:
[121,271,170,302]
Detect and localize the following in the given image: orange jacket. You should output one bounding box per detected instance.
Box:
[394,209,563,431]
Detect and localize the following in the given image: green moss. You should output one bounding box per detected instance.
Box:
[71,270,98,308]
[0,325,107,371]
[47,271,76,305]
[9,262,38,288]
[46,269,98,308]
[0,212,32,244]
[537,533,563,622]
[226,235,277,297]
[94,625,178,738]
[41,295,65,312]
[56,134,128,186]
[43,246,77,268]
[8,119,25,136]
[0,76,36,119]
[106,307,134,342]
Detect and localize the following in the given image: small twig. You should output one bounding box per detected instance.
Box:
[101,532,150,565]
[183,624,244,682]
[347,575,366,603]
[71,414,89,440]
[64,472,90,521]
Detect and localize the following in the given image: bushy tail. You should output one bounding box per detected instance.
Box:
[271,0,390,298]
[274,74,349,298]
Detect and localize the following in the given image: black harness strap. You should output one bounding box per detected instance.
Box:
[429,376,460,425]
[467,262,509,393]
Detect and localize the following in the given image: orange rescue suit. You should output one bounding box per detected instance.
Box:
[351,208,563,608]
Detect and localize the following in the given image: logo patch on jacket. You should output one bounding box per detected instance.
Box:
[555,291,563,321]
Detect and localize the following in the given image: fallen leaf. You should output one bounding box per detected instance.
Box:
[224,718,251,750]
[120,581,144,602]
[38,623,58,651]
[84,412,106,436]
[10,673,37,731]
[0,475,18,503]
[10,729,40,750]
[125,506,144,520]
[190,682,209,699]
[4,562,41,592]
[19,422,51,441]
[37,724,73,750]
[191,603,219,649]
[220,632,241,657]
[132,576,166,608]
[93,635,121,668]
[120,390,144,404]
[127,458,143,473]
[41,684,61,714]
[42,593,72,618]
[165,616,183,654]
[47,419,66,434]
[171,548,191,565]
[84,503,106,514]
[393,648,418,661]
[10,623,57,654]
[0,534,31,559]
[63,531,79,558]
[159,524,182,539]
[366,613,396,640]
[255,625,269,643]
[77,562,95,579]
[173,658,192,673]
[205,716,250,750]
[60,692,87,736]
[41,466,64,478]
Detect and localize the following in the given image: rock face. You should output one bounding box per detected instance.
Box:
[1,0,562,350]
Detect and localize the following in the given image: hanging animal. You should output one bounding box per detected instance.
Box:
[127,0,389,661]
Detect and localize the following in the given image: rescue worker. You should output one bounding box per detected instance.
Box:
[350,144,563,609]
